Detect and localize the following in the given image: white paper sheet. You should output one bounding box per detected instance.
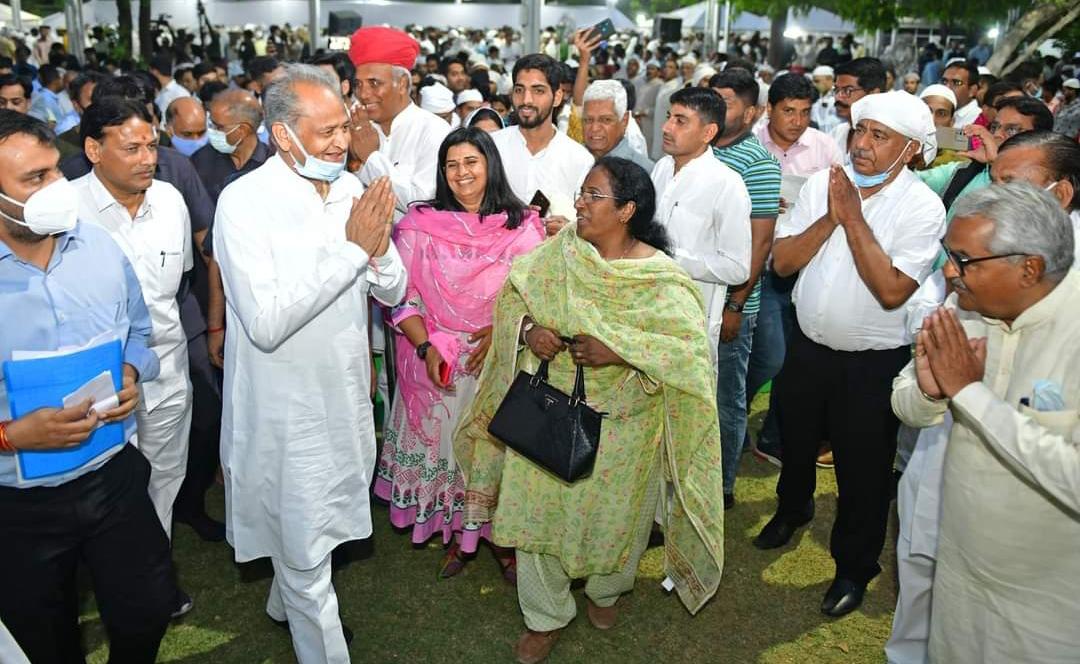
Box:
[62,370,119,423]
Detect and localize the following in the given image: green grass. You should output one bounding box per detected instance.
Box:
[79,393,898,662]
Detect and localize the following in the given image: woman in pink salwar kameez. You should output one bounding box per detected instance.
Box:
[374,127,544,581]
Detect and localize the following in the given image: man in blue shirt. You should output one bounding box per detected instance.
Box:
[0,110,177,663]
[28,64,65,128]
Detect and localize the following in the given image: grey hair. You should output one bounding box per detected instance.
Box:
[951,181,1075,281]
[582,79,628,118]
[262,63,343,130]
[392,65,413,95]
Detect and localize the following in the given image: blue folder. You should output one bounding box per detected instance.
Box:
[2,339,125,481]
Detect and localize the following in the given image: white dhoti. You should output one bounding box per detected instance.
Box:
[135,389,192,538]
[886,413,950,664]
[267,554,349,664]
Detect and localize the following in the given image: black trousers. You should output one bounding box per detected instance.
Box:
[175,331,222,519]
[0,445,177,664]
[774,326,910,584]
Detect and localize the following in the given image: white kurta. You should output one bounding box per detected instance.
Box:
[356,102,450,217]
[214,155,407,569]
[892,271,1080,664]
[651,150,752,352]
[491,125,594,208]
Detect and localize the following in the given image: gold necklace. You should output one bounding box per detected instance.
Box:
[617,239,638,260]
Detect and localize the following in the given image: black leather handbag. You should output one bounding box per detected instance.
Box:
[487,360,603,482]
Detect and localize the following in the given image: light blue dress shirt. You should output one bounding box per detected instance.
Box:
[28,87,65,126]
[0,222,159,487]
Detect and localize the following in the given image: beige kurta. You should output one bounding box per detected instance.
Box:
[891,271,1080,664]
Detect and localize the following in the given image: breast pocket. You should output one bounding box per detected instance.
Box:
[158,250,185,293]
[1021,405,1080,443]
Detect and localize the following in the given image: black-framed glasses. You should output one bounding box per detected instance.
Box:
[832,85,864,97]
[940,240,1026,276]
[988,121,1025,138]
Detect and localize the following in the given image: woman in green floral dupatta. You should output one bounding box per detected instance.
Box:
[453,157,726,664]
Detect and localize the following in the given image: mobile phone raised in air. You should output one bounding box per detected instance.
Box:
[439,361,452,386]
[530,190,551,218]
[935,126,971,152]
[588,18,616,43]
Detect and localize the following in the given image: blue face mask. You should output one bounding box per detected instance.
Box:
[282,124,346,182]
[207,125,239,155]
[170,134,208,157]
[852,140,911,189]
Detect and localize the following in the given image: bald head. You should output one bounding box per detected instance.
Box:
[209,88,264,133]
[166,96,207,139]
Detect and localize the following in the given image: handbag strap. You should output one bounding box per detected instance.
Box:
[531,360,551,386]
[571,364,587,405]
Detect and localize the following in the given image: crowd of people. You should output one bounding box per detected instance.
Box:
[0,16,1078,664]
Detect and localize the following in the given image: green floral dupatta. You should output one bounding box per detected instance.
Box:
[453,229,725,614]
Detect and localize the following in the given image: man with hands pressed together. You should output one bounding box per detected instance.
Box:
[214,64,406,664]
[0,110,177,663]
[754,91,945,617]
[893,183,1079,664]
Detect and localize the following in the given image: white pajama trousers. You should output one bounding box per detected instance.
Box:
[135,391,192,539]
[885,533,934,664]
[266,553,350,664]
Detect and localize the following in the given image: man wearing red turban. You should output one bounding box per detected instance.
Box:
[347,26,450,219]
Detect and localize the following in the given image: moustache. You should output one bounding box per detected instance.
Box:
[851,148,873,161]
[835,100,850,110]
[949,277,967,292]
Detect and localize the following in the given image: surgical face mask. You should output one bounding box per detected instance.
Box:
[0,177,79,236]
[281,124,346,182]
[170,133,208,157]
[852,140,912,188]
[207,124,240,155]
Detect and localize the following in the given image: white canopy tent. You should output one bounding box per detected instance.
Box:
[0,2,42,28]
[662,2,857,36]
[42,0,634,33]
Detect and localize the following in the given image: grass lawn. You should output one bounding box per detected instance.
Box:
[80,393,899,663]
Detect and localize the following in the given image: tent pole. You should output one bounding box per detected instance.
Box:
[521,0,541,58]
[719,0,730,56]
[309,0,320,53]
[11,0,22,32]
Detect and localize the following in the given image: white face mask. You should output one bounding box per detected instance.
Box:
[0,177,79,236]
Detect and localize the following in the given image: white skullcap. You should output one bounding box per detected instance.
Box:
[1063,78,1080,90]
[977,65,993,76]
[851,90,938,164]
[918,83,957,108]
[645,59,661,69]
[812,65,834,78]
[456,89,484,106]
[694,65,717,83]
[420,83,455,114]
[679,55,698,66]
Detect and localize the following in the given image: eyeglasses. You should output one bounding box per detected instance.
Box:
[832,85,864,97]
[939,239,1026,276]
[939,76,968,88]
[575,190,624,205]
[988,121,1025,138]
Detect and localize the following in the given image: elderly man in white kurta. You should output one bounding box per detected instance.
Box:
[214,65,406,664]
[347,26,450,217]
[651,86,752,354]
[892,182,1079,664]
[73,98,193,540]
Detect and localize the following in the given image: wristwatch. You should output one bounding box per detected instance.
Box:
[416,341,432,359]
[725,300,744,313]
[520,320,537,345]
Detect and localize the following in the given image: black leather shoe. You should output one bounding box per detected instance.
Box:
[176,511,226,542]
[270,616,353,645]
[752,511,812,550]
[821,578,866,617]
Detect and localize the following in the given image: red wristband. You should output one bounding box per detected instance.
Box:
[207,326,225,334]
[0,421,14,453]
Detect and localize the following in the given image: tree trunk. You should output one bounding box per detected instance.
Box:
[116,0,132,58]
[985,1,1077,74]
[138,0,152,62]
[999,1,1080,76]
[767,9,786,69]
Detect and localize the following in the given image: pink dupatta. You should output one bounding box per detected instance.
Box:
[390,205,544,442]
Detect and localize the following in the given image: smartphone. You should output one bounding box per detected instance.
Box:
[935,126,971,152]
[439,361,452,385]
[530,190,551,218]
[588,18,616,43]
